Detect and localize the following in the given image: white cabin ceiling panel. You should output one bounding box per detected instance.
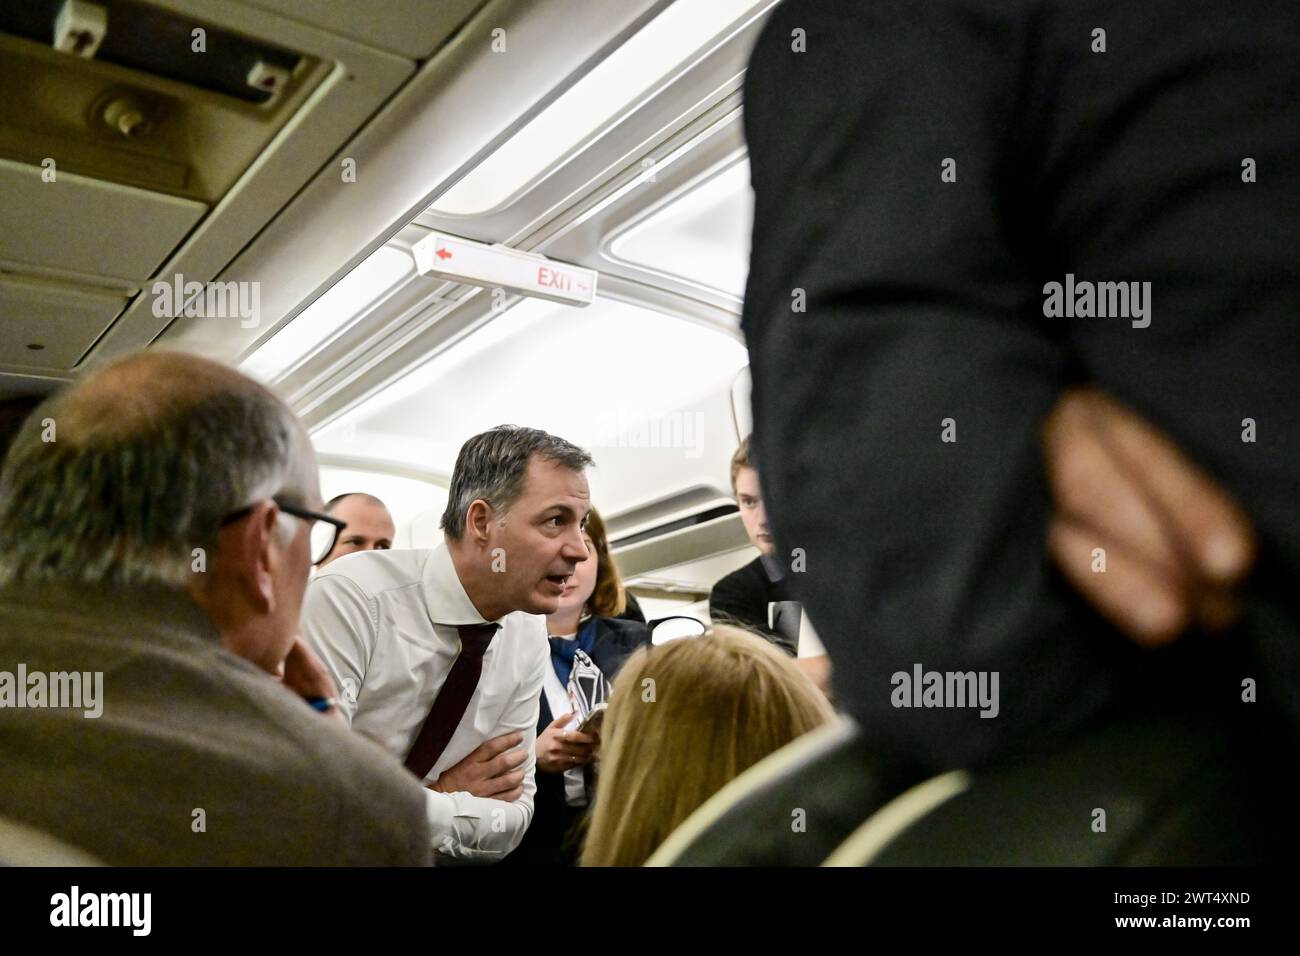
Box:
[429,0,773,218]
[515,106,750,323]
[154,0,670,366]
[604,156,751,301]
[623,547,755,594]
[578,388,742,520]
[311,296,748,513]
[0,158,206,282]
[240,244,414,382]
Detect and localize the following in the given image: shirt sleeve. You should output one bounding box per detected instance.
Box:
[300,572,377,726]
[424,624,548,863]
[796,615,827,660]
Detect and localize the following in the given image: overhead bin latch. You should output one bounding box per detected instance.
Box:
[411,231,597,307]
[54,0,108,59]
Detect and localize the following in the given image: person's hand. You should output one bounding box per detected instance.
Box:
[1043,387,1256,647]
[431,732,528,801]
[535,712,597,774]
[794,655,833,698]
[279,635,346,724]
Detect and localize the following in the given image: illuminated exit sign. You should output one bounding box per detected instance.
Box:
[411,231,598,307]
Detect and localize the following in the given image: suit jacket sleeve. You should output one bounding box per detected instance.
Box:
[329,730,433,866]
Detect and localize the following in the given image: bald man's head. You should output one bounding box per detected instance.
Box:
[318,493,395,566]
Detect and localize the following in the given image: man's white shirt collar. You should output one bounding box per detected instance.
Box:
[422,537,495,629]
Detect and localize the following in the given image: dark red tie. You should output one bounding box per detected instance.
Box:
[404,623,498,780]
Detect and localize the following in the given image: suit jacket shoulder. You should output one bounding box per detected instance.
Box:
[0,586,431,866]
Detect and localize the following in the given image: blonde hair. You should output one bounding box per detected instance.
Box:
[729,434,753,494]
[580,625,833,867]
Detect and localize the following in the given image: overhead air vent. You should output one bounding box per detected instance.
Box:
[611,503,737,549]
[0,0,326,203]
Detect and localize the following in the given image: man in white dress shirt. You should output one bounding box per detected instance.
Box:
[302,426,593,862]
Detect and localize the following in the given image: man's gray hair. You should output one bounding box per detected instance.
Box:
[441,425,593,539]
[0,351,315,590]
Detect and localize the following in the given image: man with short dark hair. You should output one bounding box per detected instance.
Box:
[0,351,430,865]
[317,493,395,566]
[302,425,593,862]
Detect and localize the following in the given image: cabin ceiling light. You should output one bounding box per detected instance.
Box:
[240,245,412,382]
[430,0,775,217]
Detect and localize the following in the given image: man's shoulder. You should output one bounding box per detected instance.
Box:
[313,548,431,597]
[0,597,430,864]
[147,654,431,862]
[179,657,430,857]
[712,558,766,597]
[499,611,549,674]
[0,586,413,788]
[503,610,548,650]
[710,559,774,633]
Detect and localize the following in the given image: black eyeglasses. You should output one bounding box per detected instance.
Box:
[220,496,348,565]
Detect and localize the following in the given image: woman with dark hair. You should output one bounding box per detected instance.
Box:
[505,506,651,867]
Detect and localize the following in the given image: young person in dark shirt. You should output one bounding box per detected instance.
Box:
[708,436,797,655]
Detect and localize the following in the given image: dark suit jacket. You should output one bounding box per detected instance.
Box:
[709,557,796,654]
[0,585,431,865]
[741,0,1300,775]
[505,615,651,866]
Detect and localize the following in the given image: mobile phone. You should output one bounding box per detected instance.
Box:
[577,704,607,736]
